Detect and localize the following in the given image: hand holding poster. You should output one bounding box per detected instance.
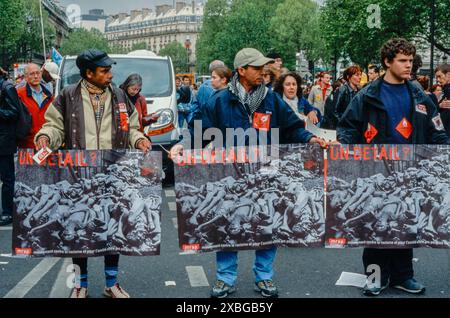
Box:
[13,149,163,257]
[175,144,325,252]
[325,144,450,248]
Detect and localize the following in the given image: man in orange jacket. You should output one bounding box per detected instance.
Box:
[17,63,54,149]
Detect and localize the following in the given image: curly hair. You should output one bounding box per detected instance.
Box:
[273,71,303,99]
[380,38,416,69]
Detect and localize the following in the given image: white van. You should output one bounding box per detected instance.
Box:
[55,50,179,146]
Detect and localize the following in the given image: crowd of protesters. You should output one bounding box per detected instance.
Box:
[1,36,450,299]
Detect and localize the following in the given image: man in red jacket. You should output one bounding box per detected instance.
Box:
[17,63,53,149]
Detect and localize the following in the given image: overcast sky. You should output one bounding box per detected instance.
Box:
[58,0,204,14]
[58,0,322,15]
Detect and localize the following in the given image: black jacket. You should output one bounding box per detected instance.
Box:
[322,88,339,129]
[439,83,450,136]
[0,78,20,155]
[334,82,359,121]
[337,77,450,145]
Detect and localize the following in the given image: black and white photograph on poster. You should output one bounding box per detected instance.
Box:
[13,149,163,257]
[175,144,325,253]
[326,144,450,248]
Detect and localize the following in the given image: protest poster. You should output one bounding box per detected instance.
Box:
[13,149,162,257]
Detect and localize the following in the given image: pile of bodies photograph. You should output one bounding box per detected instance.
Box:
[12,150,162,257]
[326,145,450,248]
[175,144,325,252]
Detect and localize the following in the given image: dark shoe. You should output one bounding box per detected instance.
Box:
[210,280,236,298]
[392,278,426,294]
[254,280,278,298]
[363,279,389,296]
[0,215,12,226]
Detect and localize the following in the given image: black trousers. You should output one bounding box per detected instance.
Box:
[363,248,414,285]
[0,155,15,216]
[72,255,120,275]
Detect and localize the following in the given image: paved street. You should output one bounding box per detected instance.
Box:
[1,187,450,298]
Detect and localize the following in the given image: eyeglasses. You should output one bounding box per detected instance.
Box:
[27,71,41,77]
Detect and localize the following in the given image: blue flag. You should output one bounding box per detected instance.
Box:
[52,47,63,66]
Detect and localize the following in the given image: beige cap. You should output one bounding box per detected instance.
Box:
[234,48,274,70]
[42,61,60,80]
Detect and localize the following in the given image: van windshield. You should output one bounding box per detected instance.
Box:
[60,58,173,98]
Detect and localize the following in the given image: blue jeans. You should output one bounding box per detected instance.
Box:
[216,247,277,286]
[178,111,190,128]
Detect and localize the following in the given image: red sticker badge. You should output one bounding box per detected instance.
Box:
[253,113,271,131]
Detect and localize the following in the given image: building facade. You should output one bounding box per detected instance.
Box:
[42,0,72,47]
[80,9,108,33]
[105,1,203,70]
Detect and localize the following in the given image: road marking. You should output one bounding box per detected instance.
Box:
[168,202,177,211]
[49,258,72,298]
[165,190,175,197]
[0,262,8,265]
[172,218,178,229]
[186,266,209,287]
[4,258,60,298]
[0,226,12,231]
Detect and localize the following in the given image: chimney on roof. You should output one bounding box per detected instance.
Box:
[176,1,186,13]
[130,9,142,20]
[118,13,128,21]
[142,8,152,17]
[156,5,171,16]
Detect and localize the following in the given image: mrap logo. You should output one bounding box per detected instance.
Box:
[15,248,33,255]
[182,244,200,251]
[327,238,347,247]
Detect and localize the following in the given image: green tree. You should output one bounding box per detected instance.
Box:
[131,42,148,51]
[196,0,284,72]
[159,41,188,73]
[196,0,230,74]
[217,0,285,68]
[270,0,326,70]
[0,0,26,67]
[18,0,56,61]
[321,0,450,69]
[108,44,128,54]
[60,29,109,56]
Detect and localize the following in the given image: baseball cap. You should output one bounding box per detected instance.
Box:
[234,48,274,70]
[76,49,116,70]
[42,61,60,80]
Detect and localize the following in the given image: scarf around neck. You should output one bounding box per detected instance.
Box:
[228,72,268,115]
[82,79,108,129]
[283,95,299,113]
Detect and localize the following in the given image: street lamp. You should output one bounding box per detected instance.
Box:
[430,0,436,88]
[39,0,47,60]
[184,37,191,73]
[26,15,33,62]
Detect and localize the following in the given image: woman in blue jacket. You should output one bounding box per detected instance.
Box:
[274,72,322,126]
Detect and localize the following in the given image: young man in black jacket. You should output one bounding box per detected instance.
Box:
[337,38,450,296]
[0,68,20,226]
